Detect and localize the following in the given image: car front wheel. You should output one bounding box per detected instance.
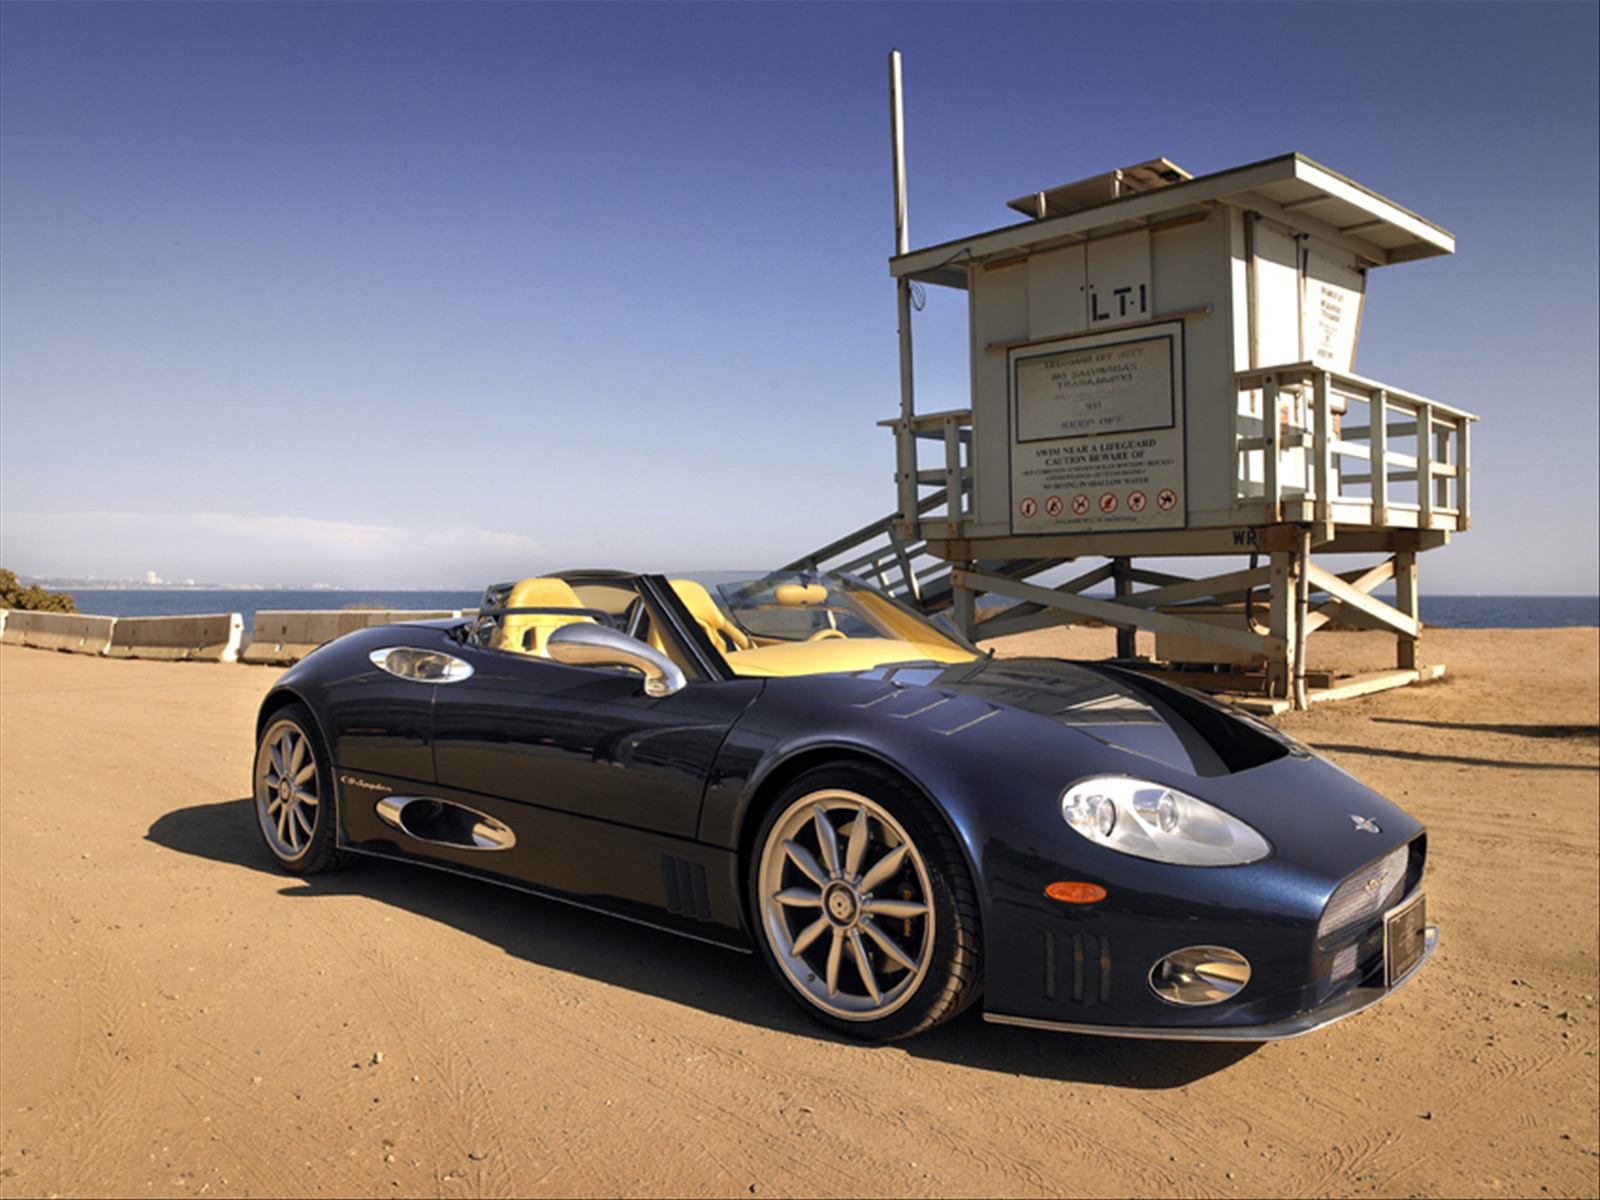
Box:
[751,764,981,1040]
[253,704,344,875]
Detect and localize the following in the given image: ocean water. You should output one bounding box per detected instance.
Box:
[58,589,483,638]
[45,588,1600,636]
[1418,594,1598,630]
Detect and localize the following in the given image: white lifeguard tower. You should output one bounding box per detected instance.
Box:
[793,56,1477,711]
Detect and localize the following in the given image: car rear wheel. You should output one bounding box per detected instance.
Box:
[751,764,981,1040]
[253,704,345,875]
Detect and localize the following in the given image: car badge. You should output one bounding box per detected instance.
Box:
[1349,814,1382,834]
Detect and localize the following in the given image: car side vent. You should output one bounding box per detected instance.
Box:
[662,856,712,921]
[1043,930,1112,1005]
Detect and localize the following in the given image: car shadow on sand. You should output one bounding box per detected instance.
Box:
[148,797,1258,1088]
[1315,742,1597,773]
[1370,716,1600,741]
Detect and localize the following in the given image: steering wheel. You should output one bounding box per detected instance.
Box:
[807,628,847,641]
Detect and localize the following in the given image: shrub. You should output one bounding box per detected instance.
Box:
[0,569,78,613]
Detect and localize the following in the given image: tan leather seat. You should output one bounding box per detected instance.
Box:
[668,579,751,654]
[492,577,594,656]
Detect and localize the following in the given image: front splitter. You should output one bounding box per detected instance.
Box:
[984,926,1438,1042]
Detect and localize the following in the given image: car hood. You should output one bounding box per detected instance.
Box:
[846,656,1292,778]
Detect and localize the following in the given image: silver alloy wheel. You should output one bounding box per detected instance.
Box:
[255,717,321,862]
[757,788,935,1021]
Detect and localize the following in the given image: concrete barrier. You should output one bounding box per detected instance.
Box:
[0,610,117,655]
[242,610,465,665]
[107,613,244,663]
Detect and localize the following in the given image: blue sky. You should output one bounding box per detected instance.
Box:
[2,1,1595,592]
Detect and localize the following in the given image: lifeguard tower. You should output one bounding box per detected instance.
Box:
[793,56,1477,711]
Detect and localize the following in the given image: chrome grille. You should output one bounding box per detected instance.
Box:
[1330,943,1360,988]
[1318,845,1409,948]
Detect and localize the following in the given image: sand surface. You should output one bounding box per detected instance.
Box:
[2,629,1596,1198]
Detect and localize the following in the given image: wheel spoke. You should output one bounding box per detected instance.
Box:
[790,915,828,957]
[782,839,828,888]
[758,784,945,1024]
[812,807,841,876]
[863,897,929,920]
[255,718,335,865]
[860,917,920,973]
[858,843,908,894]
[848,929,882,1004]
[772,887,822,908]
[844,805,869,879]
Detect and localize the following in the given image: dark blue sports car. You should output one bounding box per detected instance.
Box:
[252,568,1435,1041]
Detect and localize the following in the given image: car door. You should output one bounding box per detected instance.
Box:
[430,643,761,840]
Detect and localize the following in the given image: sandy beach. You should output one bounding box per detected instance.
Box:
[1,627,1596,1199]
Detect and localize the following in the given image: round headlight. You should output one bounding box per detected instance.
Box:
[1063,791,1119,839]
[1097,798,1116,837]
[1059,776,1271,866]
[1134,788,1178,833]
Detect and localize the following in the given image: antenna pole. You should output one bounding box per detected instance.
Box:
[889,49,908,256]
[889,50,917,528]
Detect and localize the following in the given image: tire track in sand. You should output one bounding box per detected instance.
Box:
[4,880,155,1197]
[313,913,523,1198]
[510,983,1164,1198]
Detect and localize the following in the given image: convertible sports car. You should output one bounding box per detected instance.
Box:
[252,568,1436,1042]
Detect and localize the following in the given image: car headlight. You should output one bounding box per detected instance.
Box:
[1060,776,1271,866]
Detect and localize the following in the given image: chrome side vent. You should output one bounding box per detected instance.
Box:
[374,796,515,851]
[662,856,712,921]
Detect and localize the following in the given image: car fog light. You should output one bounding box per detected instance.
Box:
[1149,946,1251,1006]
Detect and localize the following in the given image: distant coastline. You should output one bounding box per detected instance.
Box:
[20,587,1598,637]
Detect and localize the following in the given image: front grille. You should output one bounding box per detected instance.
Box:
[1318,845,1409,949]
[1330,943,1360,988]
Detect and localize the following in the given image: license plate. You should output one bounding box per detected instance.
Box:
[1384,891,1427,986]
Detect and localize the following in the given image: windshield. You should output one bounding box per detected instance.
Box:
[682,571,980,678]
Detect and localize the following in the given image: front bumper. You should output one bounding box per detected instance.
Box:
[983,924,1437,1042]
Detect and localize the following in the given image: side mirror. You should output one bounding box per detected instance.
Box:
[546,624,687,697]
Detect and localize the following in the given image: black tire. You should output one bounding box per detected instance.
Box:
[252,703,345,875]
[749,763,981,1041]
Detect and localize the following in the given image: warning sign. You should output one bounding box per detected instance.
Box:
[1009,323,1187,534]
[1014,336,1173,443]
[1303,246,1365,373]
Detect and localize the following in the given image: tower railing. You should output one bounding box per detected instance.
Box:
[1235,365,1476,531]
